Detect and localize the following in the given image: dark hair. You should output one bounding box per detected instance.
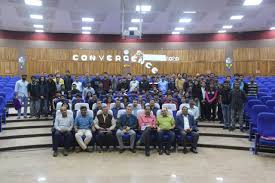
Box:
[80,106,87,110]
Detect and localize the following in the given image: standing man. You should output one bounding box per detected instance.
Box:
[246,76,258,96]
[116,106,137,153]
[52,106,74,157]
[94,106,116,152]
[176,106,199,154]
[72,75,83,92]
[137,106,157,156]
[175,74,185,91]
[102,72,111,92]
[27,76,40,118]
[129,76,139,92]
[157,108,175,155]
[38,76,49,118]
[139,75,150,93]
[158,76,169,95]
[230,82,246,132]
[15,74,29,119]
[63,70,73,92]
[220,81,231,129]
[74,106,94,152]
[47,74,57,115]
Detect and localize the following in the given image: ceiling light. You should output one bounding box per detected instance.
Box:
[230,15,244,20]
[270,27,275,30]
[33,24,43,28]
[25,0,42,6]
[179,18,192,23]
[136,5,151,12]
[172,31,180,34]
[223,25,233,29]
[128,27,138,31]
[218,30,227,33]
[243,0,263,6]
[183,11,196,14]
[35,30,44,33]
[82,17,94,22]
[30,14,43,20]
[37,177,47,182]
[82,31,91,34]
[174,27,185,31]
[82,27,92,30]
[131,18,143,23]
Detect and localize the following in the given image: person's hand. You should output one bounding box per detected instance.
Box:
[126,126,130,131]
[123,129,127,133]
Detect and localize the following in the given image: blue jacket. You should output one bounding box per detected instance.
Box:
[175,114,198,132]
[117,114,137,130]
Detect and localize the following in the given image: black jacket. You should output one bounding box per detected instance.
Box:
[192,84,202,100]
[63,75,73,91]
[27,82,40,99]
[139,79,150,92]
[39,82,49,99]
[47,80,57,98]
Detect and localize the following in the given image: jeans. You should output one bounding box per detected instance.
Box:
[221,104,231,128]
[18,96,28,117]
[39,99,48,116]
[116,129,136,149]
[30,99,40,117]
[52,130,72,151]
[158,130,175,150]
[231,106,244,129]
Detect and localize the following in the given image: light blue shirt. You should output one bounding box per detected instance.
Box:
[15,79,28,97]
[158,80,168,94]
[75,115,93,129]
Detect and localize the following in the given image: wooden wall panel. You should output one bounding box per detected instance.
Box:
[0,47,18,76]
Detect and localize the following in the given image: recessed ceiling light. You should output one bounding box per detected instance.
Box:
[131,18,143,23]
[35,30,44,33]
[270,27,275,30]
[179,18,192,23]
[82,31,91,34]
[25,0,42,6]
[183,11,196,14]
[223,25,233,29]
[172,31,180,34]
[82,27,92,30]
[243,0,263,6]
[82,17,94,22]
[174,27,185,31]
[136,5,151,12]
[128,27,138,31]
[30,14,43,20]
[33,24,43,28]
[230,15,244,20]
[218,30,227,33]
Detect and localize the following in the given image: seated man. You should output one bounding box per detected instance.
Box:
[157,107,175,155]
[116,106,137,153]
[71,83,81,96]
[72,93,84,111]
[111,98,124,119]
[131,99,140,117]
[176,106,199,154]
[188,99,200,124]
[94,106,116,152]
[74,106,94,152]
[93,100,103,119]
[137,105,157,156]
[149,99,159,116]
[52,106,74,157]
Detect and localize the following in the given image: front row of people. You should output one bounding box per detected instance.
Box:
[52,104,199,157]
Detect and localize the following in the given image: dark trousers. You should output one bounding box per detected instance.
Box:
[200,101,207,120]
[48,96,55,115]
[217,103,223,122]
[180,131,199,149]
[139,127,152,151]
[206,102,217,120]
[53,130,72,151]
[158,130,175,150]
[39,99,48,117]
[96,131,114,148]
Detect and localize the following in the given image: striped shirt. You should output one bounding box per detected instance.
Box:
[247,82,258,96]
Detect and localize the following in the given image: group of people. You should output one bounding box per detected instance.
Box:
[13,71,258,156]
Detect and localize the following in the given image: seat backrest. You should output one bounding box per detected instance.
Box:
[128,103,142,109]
[257,112,275,137]
[92,103,107,110]
[145,103,160,109]
[110,103,125,110]
[117,109,126,119]
[251,105,269,125]
[266,100,275,109]
[247,100,262,109]
[260,96,273,103]
[74,103,89,111]
[162,103,177,111]
[156,109,173,117]
[56,102,72,110]
[257,92,268,98]
[179,103,190,110]
[96,109,113,116]
[136,109,153,117]
[55,110,73,118]
[76,109,94,119]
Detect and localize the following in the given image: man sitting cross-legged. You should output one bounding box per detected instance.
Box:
[52,106,74,157]
[74,106,94,152]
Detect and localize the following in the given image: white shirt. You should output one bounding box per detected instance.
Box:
[188,106,199,120]
[72,81,83,92]
[201,87,206,100]
[183,115,190,130]
[129,80,139,92]
[15,79,28,97]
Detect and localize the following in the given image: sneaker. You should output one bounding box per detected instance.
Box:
[63,150,69,156]
[190,148,198,154]
[130,149,136,153]
[53,151,58,157]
